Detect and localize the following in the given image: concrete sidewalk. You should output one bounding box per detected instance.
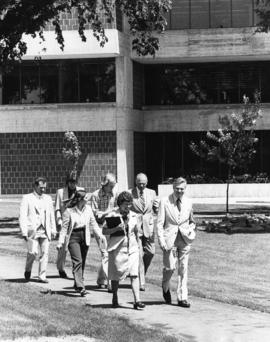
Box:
[0,254,270,342]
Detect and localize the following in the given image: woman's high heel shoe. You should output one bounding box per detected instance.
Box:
[133,301,145,310]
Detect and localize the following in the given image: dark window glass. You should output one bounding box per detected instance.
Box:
[191,0,210,29]
[2,59,116,105]
[21,64,40,104]
[100,62,116,102]
[144,62,268,106]
[260,66,270,103]
[232,0,254,27]
[238,64,260,101]
[210,0,231,28]
[79,62,115,103]
[39,64,58,103]
[59,62,78,103]
[3,65,20,104]
[166,0,255,29]
[163,133,183,179]
[171,0,190,29]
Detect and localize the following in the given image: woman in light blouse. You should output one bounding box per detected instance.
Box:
[58,188,105,296]
[103,191,145,309]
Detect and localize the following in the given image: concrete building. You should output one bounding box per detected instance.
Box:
[1,0,270,194]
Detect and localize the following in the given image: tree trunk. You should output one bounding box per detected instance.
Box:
[226,167,231,215]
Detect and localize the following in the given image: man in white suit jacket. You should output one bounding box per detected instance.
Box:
[55,171,83,278]
[20,177,56,283]
[129,173,159,291]
[157,177,196,308]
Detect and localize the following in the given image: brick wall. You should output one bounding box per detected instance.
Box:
[0,131,116,195]
[45,6,122,31]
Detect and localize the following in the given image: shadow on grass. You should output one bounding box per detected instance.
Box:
[5,278,28,284]
[0,217,18,222]
[0,231,21,236]
[46,275,74,280]
[0,223,19,229]
[88,303,135,310]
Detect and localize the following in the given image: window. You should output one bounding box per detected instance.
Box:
[167,0,256,29]
[171,0,190,29]
[191,0,209,29]
[2,59,116,105]
[144,62,269,106]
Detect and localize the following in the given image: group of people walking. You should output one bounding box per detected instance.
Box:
[19,172,196,310]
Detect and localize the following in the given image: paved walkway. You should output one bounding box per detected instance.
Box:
[0,254,269,342]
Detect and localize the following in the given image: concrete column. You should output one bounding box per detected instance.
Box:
[115,56,134,191]
[0,69,3,105]
[116,128,134,192]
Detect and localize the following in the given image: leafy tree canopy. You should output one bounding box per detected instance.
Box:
[0,0,172,66]
[255,0,270,33]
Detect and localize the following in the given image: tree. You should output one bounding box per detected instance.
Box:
[190,91,262,214]
[255,0,270,33]
[62,131,82,175]
[0,0,172,66]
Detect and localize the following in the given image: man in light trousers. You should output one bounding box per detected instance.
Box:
[157,177,196,308]
[20,177,56,283]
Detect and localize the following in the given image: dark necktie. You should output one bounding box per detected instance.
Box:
[139,190,145,210]
[176,198,181,212]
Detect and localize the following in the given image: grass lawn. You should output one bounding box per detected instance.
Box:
[0,280,177,342]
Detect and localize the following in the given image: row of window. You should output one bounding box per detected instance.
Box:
[2,59,116,105]
[165,0,258,30]
[144,62,270,106]
[3,60,270,107]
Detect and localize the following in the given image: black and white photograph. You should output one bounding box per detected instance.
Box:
[0,1,270,341]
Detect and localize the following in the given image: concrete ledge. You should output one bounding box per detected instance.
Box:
[158,183,270,199]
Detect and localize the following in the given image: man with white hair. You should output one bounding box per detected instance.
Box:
[90,173,118,291]
[157,177,196,308]
[129,173,159,291]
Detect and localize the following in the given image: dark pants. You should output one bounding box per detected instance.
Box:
[68,229,89,290]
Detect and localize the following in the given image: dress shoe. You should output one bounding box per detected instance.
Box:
[163,289,172,304]
[59,270,68,278]
[140,286,145,292]
[80,289,88,297]
[24,271,31,281]
[39,278,49,284]
[133,301,145,310]
[177,300,191,308]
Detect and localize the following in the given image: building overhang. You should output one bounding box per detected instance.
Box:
[132,28,270,64]
[22,29,121,60]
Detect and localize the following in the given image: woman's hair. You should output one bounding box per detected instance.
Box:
[117,191,133,206]
[68,188,87,207]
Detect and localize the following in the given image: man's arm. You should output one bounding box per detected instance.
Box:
[19,195,29,240]
[58,209,70,247]
[90,192,111,224]
[156,198,167,251]
[55,189,63,226]
[48,196,57,236]
[89,207,106,244]
[189,206,196,230]
[152,190,160,214]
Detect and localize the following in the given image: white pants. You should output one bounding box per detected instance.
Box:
[25,237,49,280]
[162,233,191,301]
[56,244,67,272]
[96,235,109,285]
